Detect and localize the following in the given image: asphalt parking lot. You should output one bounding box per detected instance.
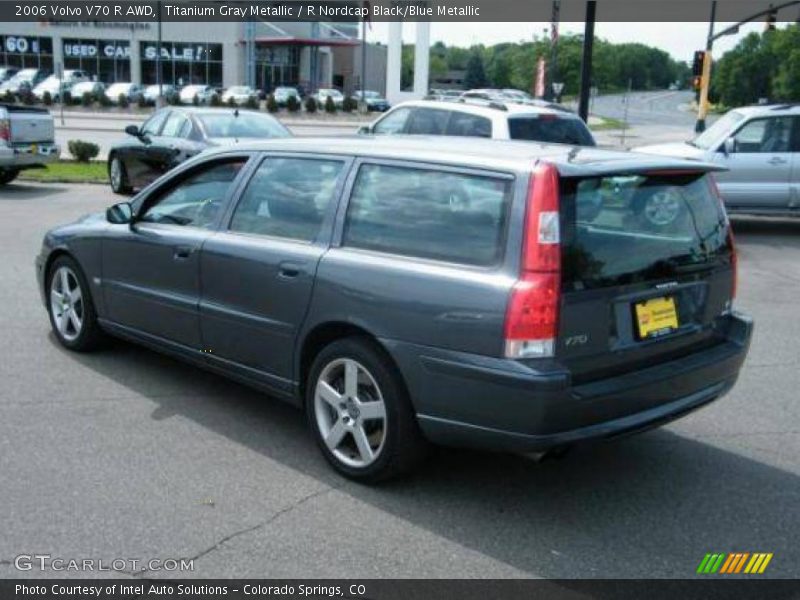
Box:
[0,181,798,579]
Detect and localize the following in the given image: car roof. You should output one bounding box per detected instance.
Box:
[395,99,578,119]
[729,103,800,116]
[200,135,722,177]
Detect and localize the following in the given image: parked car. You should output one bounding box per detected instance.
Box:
[272,86,300,106]
[221,86,257,106]
[426,89,461,102]
[107,107,290,193]
[354,90,390,112]
[70,80,106,102]
[360,99,596,146]
[0,103,59,185]
[0,68,48,96]
[38,136,751,481]
[635,104,800,216]
[143,84,177,105]
[314,88,344,108]
[105,82,144,105]
[0,66,19,84]
[32,70,91,102]
[179,84,215,105]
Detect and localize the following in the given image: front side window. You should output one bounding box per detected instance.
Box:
[732,117,794,153]
[343,164,512,266]
[139,159,246,229]
[141,109,169,136]
[229,158,344,242]
[373,108,411,134]
[161,112,190,138]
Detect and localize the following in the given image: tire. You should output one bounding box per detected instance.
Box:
[108,155,132,194]
[46,255,105,352]
[0,168,19,185]
[305,337,428,482]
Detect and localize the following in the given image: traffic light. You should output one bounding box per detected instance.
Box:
[765,8,777,31]
[692,51,706,77]
[692,75,703,91]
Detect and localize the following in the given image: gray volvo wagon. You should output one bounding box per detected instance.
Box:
[36,137,752,481]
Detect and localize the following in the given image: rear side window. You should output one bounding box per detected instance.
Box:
[560,173,732,291]
[509,116,595,146]
[343,164,512,266]
[445,112,492,138]
[230,157,344,242]
[406,108,448,135]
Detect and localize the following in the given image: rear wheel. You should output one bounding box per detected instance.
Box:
[47,256,104,351]
[109,155,131,194]
[306,337,428,482]
[0,168,19,185]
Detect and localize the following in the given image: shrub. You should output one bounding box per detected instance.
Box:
[245,95,259,110]
[266,94,279,113]
[342,96,357,113]
[82,91,94,108]
[20,90,35,105]
[117,93,129,109]
[286,95,300,112]
[62,91,72,105]
[305,96,318,114]
[42,91,53,106]
[99,92,112,108]
[136,94,147,109]
[166,90,180,105]
[3,90,15,103]
[192,94,199,107]
[324,95,336,113]
[208,93,221,107]
[226,95,237,108]
[68,140,100,163]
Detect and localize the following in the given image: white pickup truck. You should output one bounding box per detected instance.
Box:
[0,104,60,185]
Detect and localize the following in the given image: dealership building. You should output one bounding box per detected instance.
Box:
[0,20,387,93]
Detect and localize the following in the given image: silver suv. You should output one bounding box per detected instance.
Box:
[360,99,596,147]
[635,104,800,215]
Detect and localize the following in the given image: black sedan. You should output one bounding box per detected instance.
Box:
[108,107,290,194]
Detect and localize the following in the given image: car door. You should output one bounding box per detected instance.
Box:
[714,116,794,210]
[199,153,351,384]
[121,109,170,189]
[138,110,195,183]
[405,107,451,135]
[791,116,800,209]
[102,155,251,349]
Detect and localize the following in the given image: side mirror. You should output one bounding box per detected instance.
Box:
[357,125,372,135]
[723,137,736,156]
[106,202,133,225]
[125,124,141,137]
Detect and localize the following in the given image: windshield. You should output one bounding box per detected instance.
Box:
[693,111,745,149]
[509,116,596,146]
[198,112,290,139]
[12,69,38,82]
[560,173,732,291]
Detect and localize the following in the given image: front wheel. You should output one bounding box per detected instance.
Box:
[47,256,104,351]
[109,155,132,194]
[0,167,19,185]
[306,337,428,482]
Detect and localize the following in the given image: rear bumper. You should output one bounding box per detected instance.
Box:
[0,143,60,168]
[386,312,752,453]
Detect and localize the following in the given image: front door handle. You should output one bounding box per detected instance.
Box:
[277,260,306,279]
[174,245,193,260]
[768,157,788,165]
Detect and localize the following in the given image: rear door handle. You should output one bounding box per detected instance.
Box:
[174,245,193,260]
[768,157,788,165]
[278,260,306,279]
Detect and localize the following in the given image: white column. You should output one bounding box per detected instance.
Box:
[413,22,430,97]
[385,21,402,105]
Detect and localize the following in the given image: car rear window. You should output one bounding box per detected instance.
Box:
[560,172,732,291]
[198,113,289,139]
[344,164,512,266]
[509,116,595,146]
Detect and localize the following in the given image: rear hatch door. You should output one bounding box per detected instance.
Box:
[6,105,54,144]
[556,169,735,382]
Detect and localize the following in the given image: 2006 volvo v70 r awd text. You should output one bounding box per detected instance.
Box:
[35,136,752,481]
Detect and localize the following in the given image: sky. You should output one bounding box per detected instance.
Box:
[363,21,777,63]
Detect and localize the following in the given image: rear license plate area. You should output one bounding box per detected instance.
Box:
[634,296,679,340]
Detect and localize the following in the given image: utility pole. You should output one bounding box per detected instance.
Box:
[547,0,560,101]
[695,0,717,133]
[578,1,596,123]
[156,0,162,106]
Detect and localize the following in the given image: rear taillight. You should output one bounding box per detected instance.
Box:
[707,174,737,299]
[504,162,561,359]
[0,119,10,144]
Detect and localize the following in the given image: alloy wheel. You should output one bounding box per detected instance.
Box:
[50,266,84,342]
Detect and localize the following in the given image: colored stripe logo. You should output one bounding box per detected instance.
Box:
[697,553,773,574]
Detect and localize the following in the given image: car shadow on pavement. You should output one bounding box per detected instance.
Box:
[0,182,69,199]
[731,216,800,246]
[52,333,799,578]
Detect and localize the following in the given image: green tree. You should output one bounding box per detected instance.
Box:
[464,48,488,89]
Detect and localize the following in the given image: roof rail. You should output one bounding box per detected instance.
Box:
[457,97,508,111]
[771,103,800,111]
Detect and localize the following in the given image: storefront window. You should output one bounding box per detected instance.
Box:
[0,35,53,72]
[140,42,223,87]
[255,45,301,92]
[63,39,131,82]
